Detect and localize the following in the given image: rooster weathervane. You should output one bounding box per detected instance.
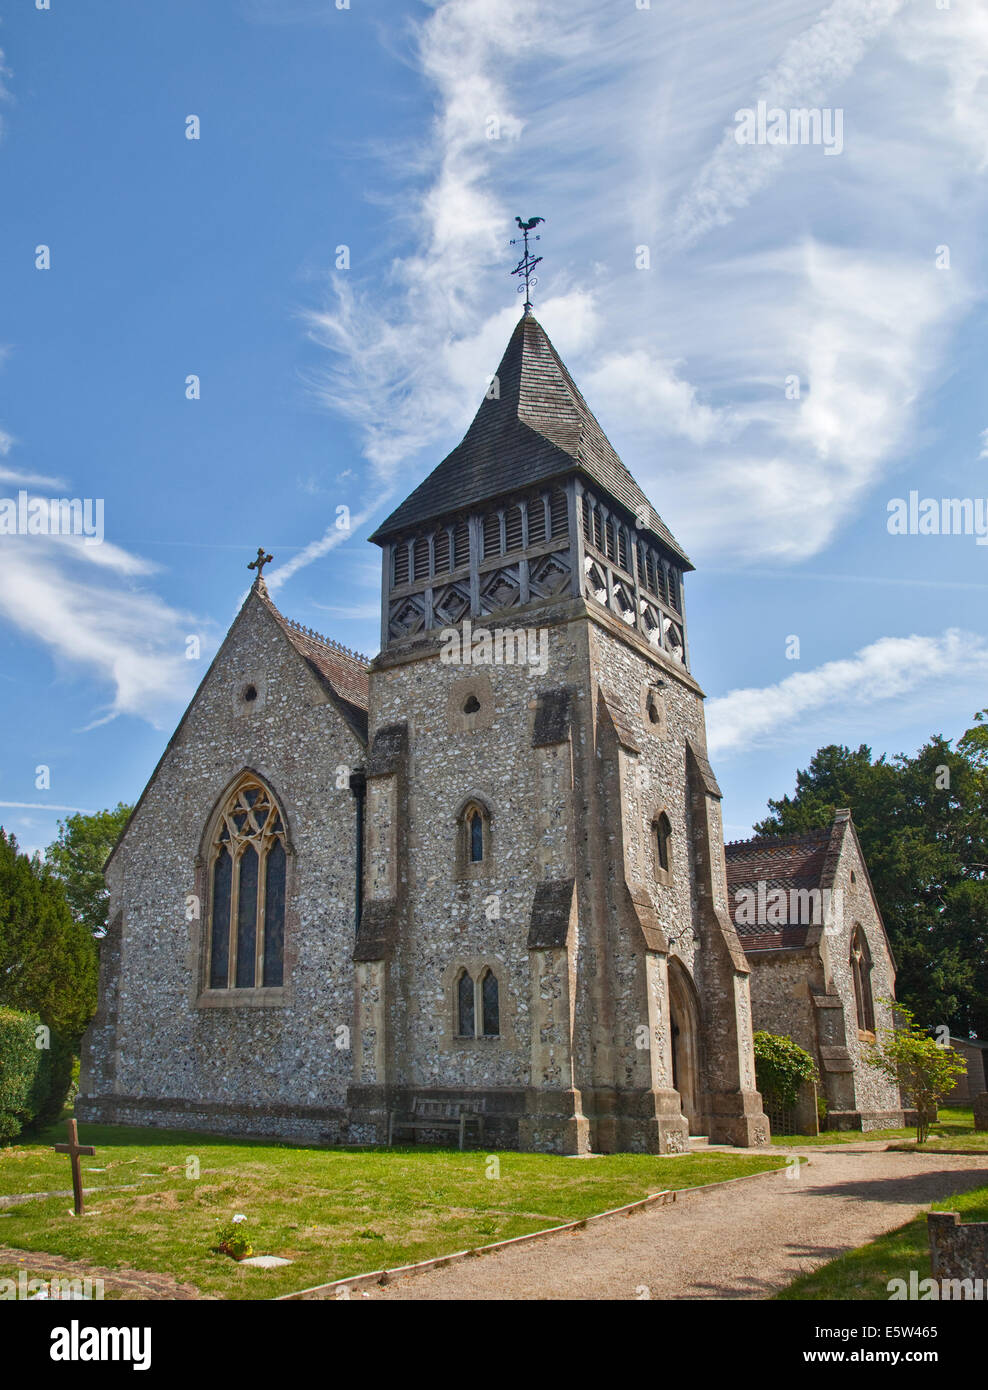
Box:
[510,216,545,313]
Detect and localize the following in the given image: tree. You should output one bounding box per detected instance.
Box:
[754,713,988,1038]
[958,709,988,770]
[0,829,98,1038]
[44,803,131,938]
[866,1004,967,1144]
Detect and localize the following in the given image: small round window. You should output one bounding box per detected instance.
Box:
[463,695,481,714]
[243,684,258,703]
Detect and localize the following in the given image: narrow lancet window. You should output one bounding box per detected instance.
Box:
[457,971,475,1037]
[481,969,500,1037]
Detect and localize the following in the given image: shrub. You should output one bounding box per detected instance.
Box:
[31,1029,76,1130]
[753,1031,818,1111]
[214,1215,252,1261]
[0,1007,44,1143]
[0,829,98,1038]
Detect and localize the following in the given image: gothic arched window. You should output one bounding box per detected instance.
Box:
[481,969,500,1037]
[457,970,475,1037]
[458,799,491,874]
[455,967,501,1039]
[208,776,287,991]
[850,926,875,1033]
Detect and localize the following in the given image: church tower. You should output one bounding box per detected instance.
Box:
[347,310,769,1153]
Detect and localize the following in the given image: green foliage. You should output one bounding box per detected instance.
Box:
[0,829,98,1039]
[32,1030,76,1130]
[753,1031,818,1111]
[958,710,988,770]
[0,1008,76,1143]
[44,804,131,939]
[866,1003,967,1144]
[214,1217,253,1262]
[0,1008,44,1144]
[754,711,988,1037]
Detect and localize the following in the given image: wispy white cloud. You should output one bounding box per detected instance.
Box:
[894,2,988,173]
[584,348,730,446]
[0,530,211,729]
[265,498,386,592]
[673,0,906,246]
[0,46,11,127]
[640,239,970,560]
[311,600,381,621]
[0,431,69,491]
[296,0,988,578]
[0,464,71,490]
[706,629,988,758]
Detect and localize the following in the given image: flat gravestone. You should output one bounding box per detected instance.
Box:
[238,1255,293,1268]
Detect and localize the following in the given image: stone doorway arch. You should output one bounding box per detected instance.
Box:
[668,958,703,1134]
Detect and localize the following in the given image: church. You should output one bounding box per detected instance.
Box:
[78,306,773,1154]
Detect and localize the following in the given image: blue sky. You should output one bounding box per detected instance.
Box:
[1,0,987,855]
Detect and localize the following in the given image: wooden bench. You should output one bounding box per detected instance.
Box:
[387,1098,485,1151]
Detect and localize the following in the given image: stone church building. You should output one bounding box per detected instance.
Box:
[726,812,905,1131]
[79,310,776,1153]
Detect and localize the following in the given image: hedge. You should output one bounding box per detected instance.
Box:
[0,1007,41,1142]
[0,1007,76,1143]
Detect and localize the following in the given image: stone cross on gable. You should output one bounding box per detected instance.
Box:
[248,547,274,585]
[54,1119,96,1216]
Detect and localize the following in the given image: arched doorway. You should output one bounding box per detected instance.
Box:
[668,958,702,1134]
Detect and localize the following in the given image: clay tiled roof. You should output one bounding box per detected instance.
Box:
[262,593,370,744]
[724,830,832,951]
[369,313,692,567]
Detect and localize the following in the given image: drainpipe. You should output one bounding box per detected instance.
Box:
[349,769,366,933]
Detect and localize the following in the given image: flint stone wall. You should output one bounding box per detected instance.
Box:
[928,1211,988,1288]
[77,593,362,1126]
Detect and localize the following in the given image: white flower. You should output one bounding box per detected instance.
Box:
[232,1214,247,1224]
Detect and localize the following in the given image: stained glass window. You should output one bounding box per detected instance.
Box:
[263,840,286,987]
[210,849,232,988]
[235,845,259,988]
[469,810,484,863]
[457,971,474,1037]
[850,928,874,1032]
[481,970,499,1036]
[207,777,287,991]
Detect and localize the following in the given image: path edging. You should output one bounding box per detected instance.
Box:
[276,1159,796,1301]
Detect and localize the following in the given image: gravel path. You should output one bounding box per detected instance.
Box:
[354,1146,987,1301]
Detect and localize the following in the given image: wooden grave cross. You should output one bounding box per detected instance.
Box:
[54,1119,96,1216]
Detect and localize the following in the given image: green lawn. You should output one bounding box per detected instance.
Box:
[0,1120,787,1300]
[771,1107,987,1151]
[777,1184,988,1301]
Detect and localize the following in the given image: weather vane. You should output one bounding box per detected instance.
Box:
[248,546,273,583]
[510,216,545,313]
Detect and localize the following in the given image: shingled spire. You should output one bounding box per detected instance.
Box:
[370,313,689,565]
[374,312,692,668]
